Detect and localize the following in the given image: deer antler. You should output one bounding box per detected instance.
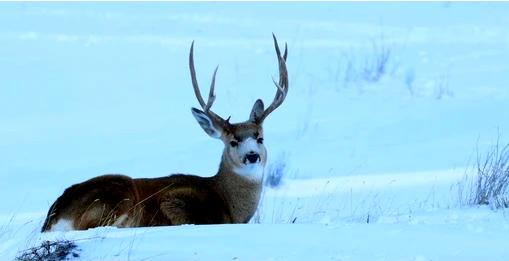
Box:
[189,41,228,126]
[257,34,289,123]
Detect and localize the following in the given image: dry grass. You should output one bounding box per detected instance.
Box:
[15,240,79,261]
[462,134,509,208]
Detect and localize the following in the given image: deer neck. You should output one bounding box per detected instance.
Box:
[213,154,264,223]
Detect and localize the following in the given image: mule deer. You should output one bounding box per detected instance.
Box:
[41,35,288,232]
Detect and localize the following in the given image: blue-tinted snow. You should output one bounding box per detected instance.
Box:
[1,2,509,260]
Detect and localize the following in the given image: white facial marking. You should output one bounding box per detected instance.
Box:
[233,137,264,181]
[239,138,260,159]
[50,218,74,232]
[234,164,265,182]
[233,137,265,182]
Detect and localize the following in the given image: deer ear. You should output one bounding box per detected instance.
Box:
[249,99,264,123]
[191,108,222,139]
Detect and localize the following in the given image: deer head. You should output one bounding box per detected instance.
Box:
[189,34,288,182]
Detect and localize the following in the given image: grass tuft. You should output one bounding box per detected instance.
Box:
[15,240,79,261]
[460,134,509,209]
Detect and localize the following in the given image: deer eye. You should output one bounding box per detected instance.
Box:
[230,140,238,147]
[257,138,264,144]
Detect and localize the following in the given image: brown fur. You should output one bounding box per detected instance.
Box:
[41,122,265,232]
[41,168,263,231]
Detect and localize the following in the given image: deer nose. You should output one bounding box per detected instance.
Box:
[244,152,260,164]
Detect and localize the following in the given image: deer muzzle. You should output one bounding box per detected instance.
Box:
[244,152,260,164]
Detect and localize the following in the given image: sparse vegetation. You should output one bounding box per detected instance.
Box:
[361,37,392,83]
[433,71,453,100]
[15,240,79,261]
[460,134,509,209]
[265,154,288,188]
[404,68,416,96]
[334,33,396,90]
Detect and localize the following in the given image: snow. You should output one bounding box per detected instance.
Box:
[1,2,509,260]
[18,219,509,261]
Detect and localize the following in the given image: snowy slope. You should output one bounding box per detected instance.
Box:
[6,210,509,261]
[1,2,509,260]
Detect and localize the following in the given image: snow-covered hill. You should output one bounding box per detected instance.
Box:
[1,2,509,260]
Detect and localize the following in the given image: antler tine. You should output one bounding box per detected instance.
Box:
[204,65,218,112]
[283,42,288,61]
[189,41,206,109]
[189,41,225,123]
[258,34,289,123]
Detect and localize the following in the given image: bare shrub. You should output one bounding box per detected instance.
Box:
[404,68,416,96]
[15,240,79,261]
[463,135,509,208]
[361,37,392,83]
[433,71,453,99]
[334,34,396,90]
[340,51,359,87]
